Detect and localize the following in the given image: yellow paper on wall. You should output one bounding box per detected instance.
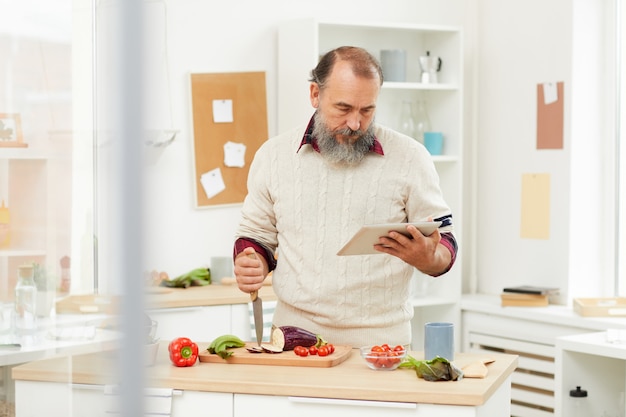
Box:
[520,173,550,239]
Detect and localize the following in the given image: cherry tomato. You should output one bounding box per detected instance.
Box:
[381,343,391,352]
[393,345,405,353]
[326,343,335,354]
[317,345,330,356]
[371,345,384,353]
[294,346,309,357]
[308,346,318,355]
[365,351,380,364]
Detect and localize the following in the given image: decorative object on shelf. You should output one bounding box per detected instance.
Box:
[569,386,590,417]
[419,51,442,84]
[397,100,416,139]
[424,131,444,155]
[413,100,431,144]
[0,199,9,247]
[59,255,71,293]
[380,49,407,82]
[0,113,27,148]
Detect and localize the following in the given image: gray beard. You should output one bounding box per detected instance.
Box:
[312,113,376,166]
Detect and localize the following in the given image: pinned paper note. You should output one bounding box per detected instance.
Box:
[520,173,550,239]
[537,81,564,149]
[542,82,558,105]
[200,168,226,199]
[223,141,246,167]
[212,99,233,123]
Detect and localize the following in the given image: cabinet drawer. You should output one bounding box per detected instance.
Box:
[234,394,419,417]
[148,305,232,341]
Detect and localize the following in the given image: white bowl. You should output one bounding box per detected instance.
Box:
[145,341,159,366]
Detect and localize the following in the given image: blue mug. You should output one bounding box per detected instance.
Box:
[424,322,454,361]
[424,131,444,155]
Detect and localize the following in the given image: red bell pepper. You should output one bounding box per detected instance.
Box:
[168,337,199,367]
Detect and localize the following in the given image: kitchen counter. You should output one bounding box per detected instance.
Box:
[55,284,277,313]
[13,341,517,407]
[147,284,277,309]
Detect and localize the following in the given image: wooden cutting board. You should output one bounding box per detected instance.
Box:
[199,343,352,367]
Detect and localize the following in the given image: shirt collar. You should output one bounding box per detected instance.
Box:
[297,115,384,156]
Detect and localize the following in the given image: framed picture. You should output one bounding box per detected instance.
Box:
[0,113,27,148]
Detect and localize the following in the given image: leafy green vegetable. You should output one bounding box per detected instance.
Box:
[399,355,463,381]
[207,334,246,359]
[160,267,211,288]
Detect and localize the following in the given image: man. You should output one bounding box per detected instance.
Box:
[233,46,457,347]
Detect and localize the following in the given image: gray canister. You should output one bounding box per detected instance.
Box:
[380,49,406,82]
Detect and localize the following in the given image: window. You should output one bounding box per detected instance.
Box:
[618,0,626,295]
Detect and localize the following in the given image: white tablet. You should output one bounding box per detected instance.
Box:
[336,221,442,256]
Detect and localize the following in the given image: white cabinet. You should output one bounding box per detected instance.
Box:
[233,393,511,417]
[16,383,510,417]
[15,381,232,417]
[148,304,252,342]
[278,19,464,349]
[555,332,626,417]
[462,295,626,416]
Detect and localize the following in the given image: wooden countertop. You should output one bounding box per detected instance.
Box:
[12,341,517,406]
[146,284,277,309]
[56,285,277,313]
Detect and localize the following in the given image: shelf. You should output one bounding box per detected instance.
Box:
[432,155,459,163]
[0,149,66,160]
[557,331,626,360]
[410,296,457,308]
[382,82,458,91]
[0,248,46,257]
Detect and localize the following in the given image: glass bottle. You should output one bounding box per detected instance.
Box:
[414,100,431,145]
[14,264,37,334]
[398,100,416,139]
[569,386,590,417]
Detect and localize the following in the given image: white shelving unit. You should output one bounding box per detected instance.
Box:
[555,331,626,417]
[278,19,464,349]
[0,146,72,302]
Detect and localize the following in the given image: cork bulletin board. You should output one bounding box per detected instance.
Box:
[190,71,268,207]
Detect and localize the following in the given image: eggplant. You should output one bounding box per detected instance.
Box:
[269,325,326,351]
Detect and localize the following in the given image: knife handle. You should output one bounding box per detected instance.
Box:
[247,252,259,301]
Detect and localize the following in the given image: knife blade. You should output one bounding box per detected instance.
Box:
[248,253,264,346]
[251,289,263,346]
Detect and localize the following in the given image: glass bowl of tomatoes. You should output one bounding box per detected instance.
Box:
[360,344,407,371]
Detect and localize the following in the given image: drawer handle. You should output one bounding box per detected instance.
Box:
[288,396,417,409]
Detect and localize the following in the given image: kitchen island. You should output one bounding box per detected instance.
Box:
[12,341,518,417]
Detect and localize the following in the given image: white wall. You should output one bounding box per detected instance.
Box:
[473,0,614,301]
[137,0,474,278]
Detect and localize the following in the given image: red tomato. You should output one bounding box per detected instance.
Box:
[387,351,401,366]
[308,346,318,355]
[317,345,330,356]
[381,343,391,352]
[326,343,335,354]
[393,345,405,353]
[294,346,309,357]
[371,345,384,353]
[365,351,380,364]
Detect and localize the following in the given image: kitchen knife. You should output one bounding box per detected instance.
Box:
[248,253,264,346]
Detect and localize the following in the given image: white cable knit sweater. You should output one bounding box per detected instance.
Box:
[235,123,453,347]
